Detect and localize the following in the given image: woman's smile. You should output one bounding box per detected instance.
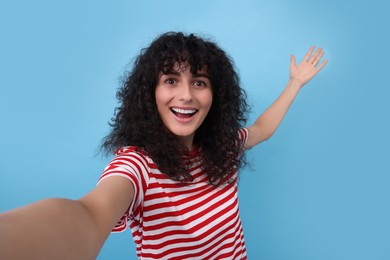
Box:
[170,106,198,122]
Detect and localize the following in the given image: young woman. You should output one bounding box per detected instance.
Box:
[0,32,327,259]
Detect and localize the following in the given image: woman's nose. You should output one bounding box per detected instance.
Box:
[178,83,193,102]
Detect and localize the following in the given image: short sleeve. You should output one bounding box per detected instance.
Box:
[97,147,150,232]
[238,128,249,152]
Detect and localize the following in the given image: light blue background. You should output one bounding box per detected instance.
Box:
[1,0,389,259]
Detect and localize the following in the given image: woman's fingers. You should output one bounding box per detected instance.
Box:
[303,46,315,62]
[290,54,297,68]
[313,50,325,66]
[309,47,322,64]
[316,59,328,72]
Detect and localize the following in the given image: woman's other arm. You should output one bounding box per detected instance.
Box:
[246,46,328,149]
[0,176,134,260]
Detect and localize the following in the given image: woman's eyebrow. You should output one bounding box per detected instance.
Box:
[161,70,180,76]
[161,71,209,79]
[193,73,209,78]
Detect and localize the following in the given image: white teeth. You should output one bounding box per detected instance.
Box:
[171,108,197,114]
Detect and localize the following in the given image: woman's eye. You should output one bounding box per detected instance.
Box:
[165,79,176,85]
[194,80,206,87]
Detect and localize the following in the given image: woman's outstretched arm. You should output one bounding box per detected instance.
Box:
[0,176,134,260]
[246,46,328,148]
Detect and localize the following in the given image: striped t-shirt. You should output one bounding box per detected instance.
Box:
[98,128,248,259]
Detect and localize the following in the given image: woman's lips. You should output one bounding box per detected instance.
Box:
[170,107,198,122]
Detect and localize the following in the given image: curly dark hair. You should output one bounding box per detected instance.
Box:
[101,32,248,185]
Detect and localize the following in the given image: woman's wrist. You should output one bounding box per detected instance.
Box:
[288,78,304,92]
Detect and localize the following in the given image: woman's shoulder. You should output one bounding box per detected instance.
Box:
[115,146,148,156]
[113,146,155,166]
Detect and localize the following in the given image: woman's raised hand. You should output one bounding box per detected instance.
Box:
[290,46,328,87]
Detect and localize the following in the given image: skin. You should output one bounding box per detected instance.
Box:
[155,63,213,150]
[0,47,327,259]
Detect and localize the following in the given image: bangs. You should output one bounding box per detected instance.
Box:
[157,34,210,75]
[161,52,208,75]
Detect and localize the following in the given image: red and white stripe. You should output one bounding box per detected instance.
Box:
[98,128,249,259]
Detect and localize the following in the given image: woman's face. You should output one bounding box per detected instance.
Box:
[155,63,213,150]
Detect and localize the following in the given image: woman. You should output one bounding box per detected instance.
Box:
[0,32,327,259]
